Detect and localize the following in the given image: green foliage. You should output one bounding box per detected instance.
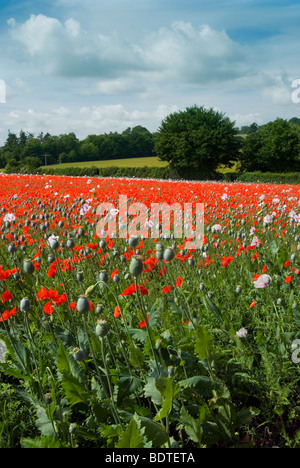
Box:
[155,105,239,179]
[239,119,300,172]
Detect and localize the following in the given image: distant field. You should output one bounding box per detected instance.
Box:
[42,157,239,174]
[42,156,168,170]
[217,161,238,174]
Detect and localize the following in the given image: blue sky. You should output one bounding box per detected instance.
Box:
[0,0,299,145]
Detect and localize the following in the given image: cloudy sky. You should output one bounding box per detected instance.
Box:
[0,0,299,145]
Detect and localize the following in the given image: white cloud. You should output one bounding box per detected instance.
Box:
[8,15,249,87]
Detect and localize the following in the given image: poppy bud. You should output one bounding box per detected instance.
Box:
[155,339,162,350]
[95,319,108,338]
[85,284,97,297]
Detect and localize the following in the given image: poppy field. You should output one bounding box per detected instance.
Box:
[0,173,300,448]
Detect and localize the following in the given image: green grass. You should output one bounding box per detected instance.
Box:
[42,156,169,170]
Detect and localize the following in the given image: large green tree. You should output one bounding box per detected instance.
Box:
[239,119,300,172]
[154,105,239,179]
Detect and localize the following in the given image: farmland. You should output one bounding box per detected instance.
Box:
[41,156,169,171]
[0,173,299,448]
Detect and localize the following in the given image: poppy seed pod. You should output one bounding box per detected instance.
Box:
[95,319,109,338]
[163,247,175,262]
[128,236,138,248]
[156,249,164,260]
[76,295,90,314]
[8,243,16,254]
[67,239,75,249]
[44,393,52,405]
[129,256,143,277]
[72,347,85,362]
[49,238,59,250]
[23,259,35,275]
[95,304,104,315]
[48,254,55,263]
[99,240,106,249]
[76,270,84,282]
[20,297,31,312]
[98,270,108,283]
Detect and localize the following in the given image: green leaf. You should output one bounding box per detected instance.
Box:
[167,298,184,318]
[195,326,213,360]
[21,436,69,448]
[115,417,147,448]
[234,407,260,429]
[4,334,31,372]
[56,342,85,382]
[154,377,180,421]
[0,362,31,382]
[202,296,223,322]
[179,406,203,444]
[149,299,162,330]
[129,328,148,343]
[61,374,91,406]
[35,405,56,437]
[144,377,163,405]
[129,344,145,368]
[137,416,168,448]
[179,376,226,398]
[117,374,143,402]
[270,240,279,255]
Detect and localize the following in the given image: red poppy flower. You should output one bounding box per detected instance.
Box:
[44,302,55,315]
[121,284,148,296]
[139,316,149,328]
[111,269,119,279]
[2,290,13,302]
[175,277,183,288]
[114,305,121,317]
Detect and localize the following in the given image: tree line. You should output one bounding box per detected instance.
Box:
[0,125,156,169]
[1,108,300,176]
